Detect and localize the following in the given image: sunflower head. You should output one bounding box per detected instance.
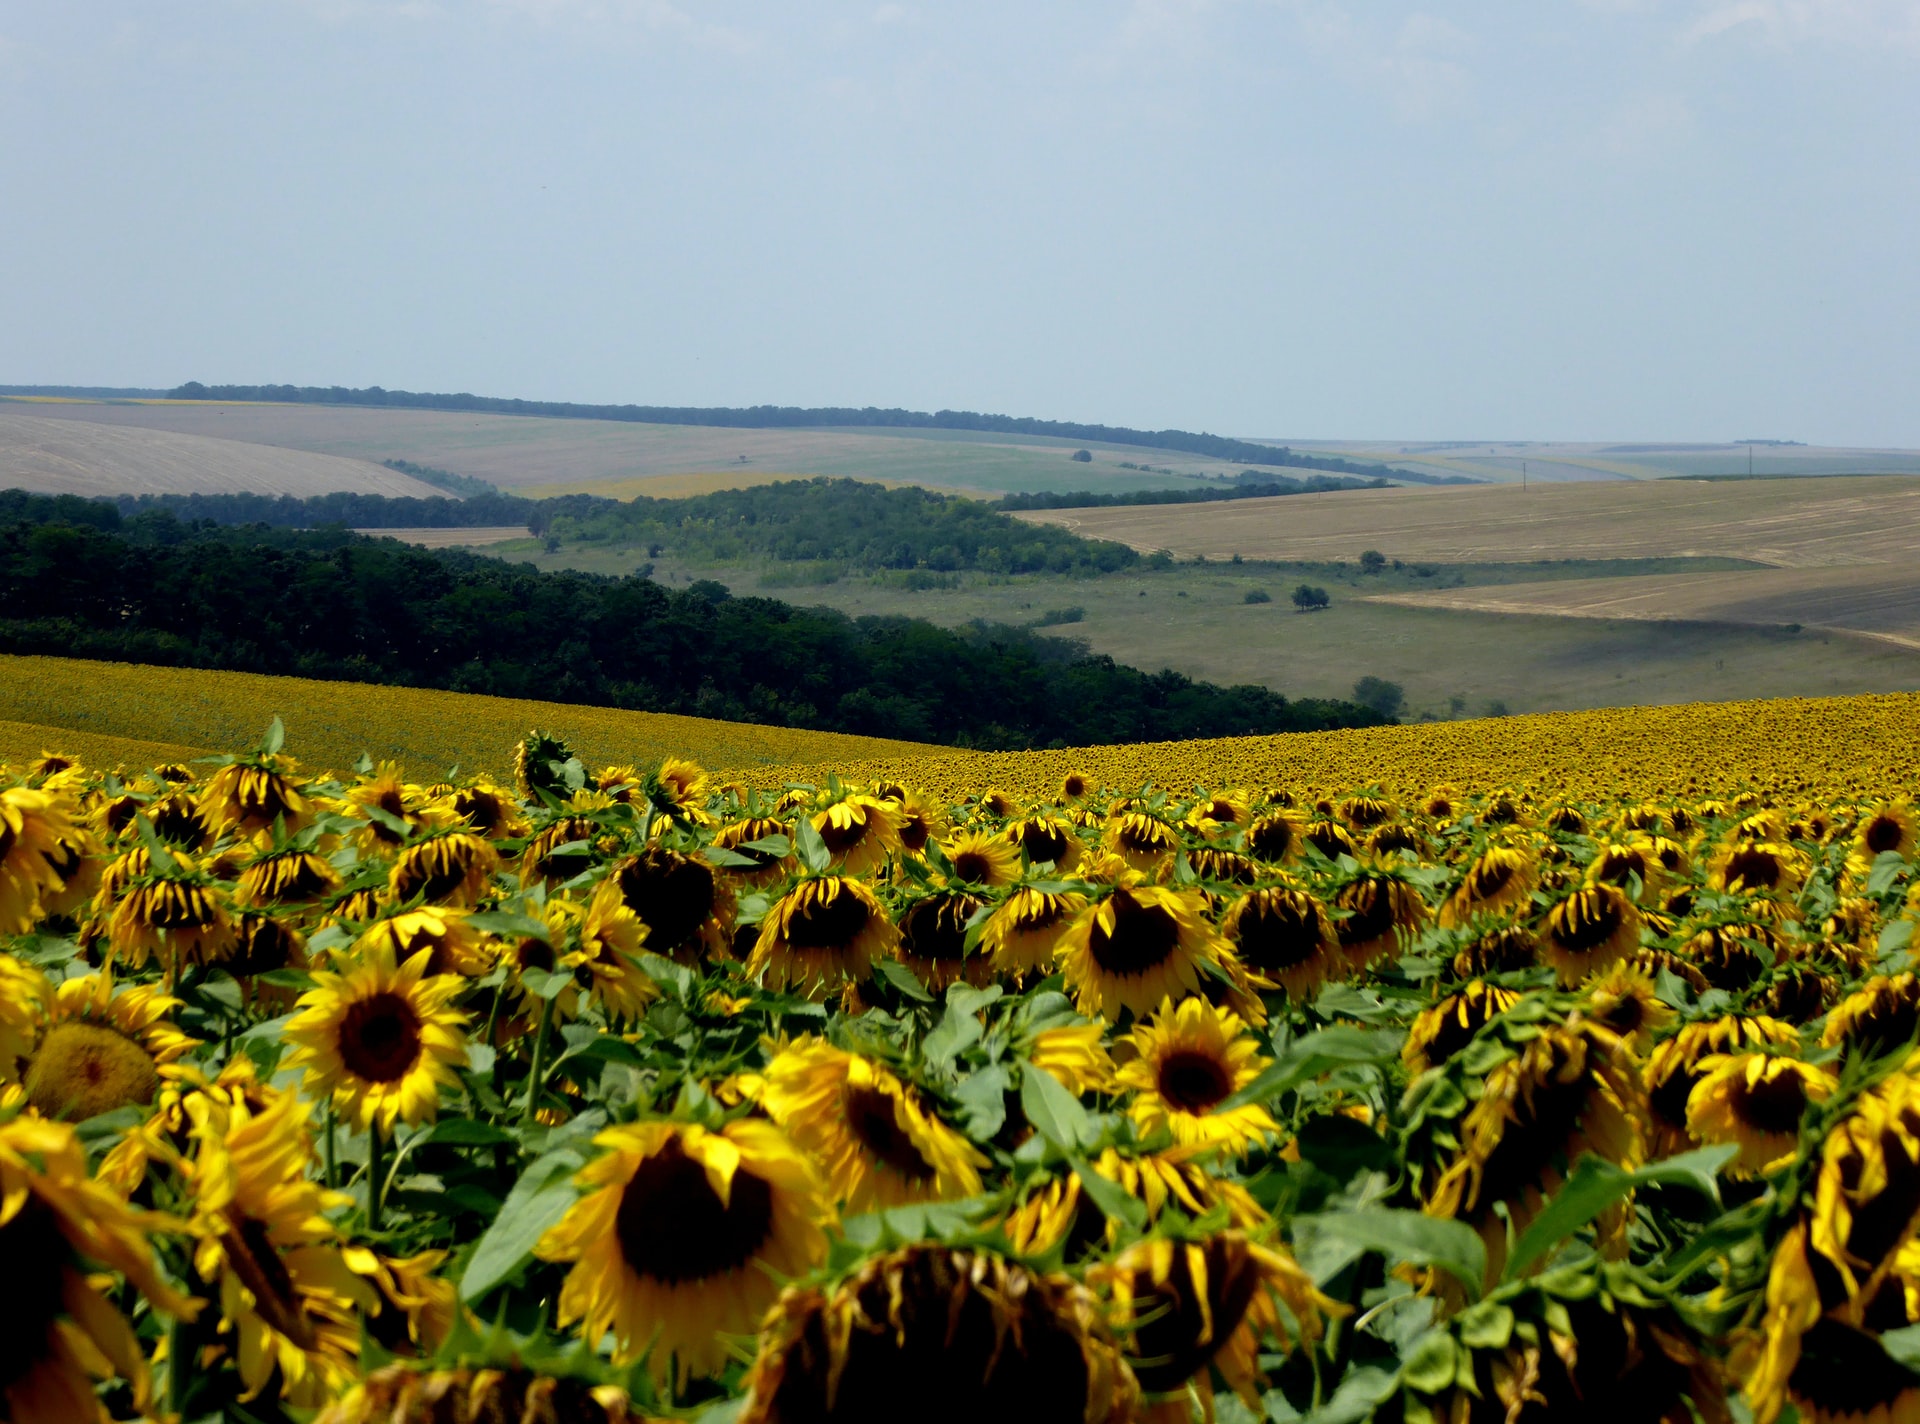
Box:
[1000,816,1082,872]
[809,796,904,875]
[981,887,1086,978]
[611,844,732,964]
[1102,812,1180,873]
[938,830,1021,888]
[896,889,995,992]
[1540,884,1642,986]
[1330,868,1427,970]
[1246,812,1301,862]
[387,831,499,908]
[749,876,897,999]
[1221,886,1341,999]
[1686,1051,1836,1176]
[1440,843,1537,928]
[1057,883,1226,1021]
[1403,980,1522,1074]
[25,972,195,1122]
[1115,997,1275,1157]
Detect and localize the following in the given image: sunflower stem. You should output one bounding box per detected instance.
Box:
[323,1099,338,1190]
[521,995,556,1126]
[367,1123,386,1232]
[166,1307,189,1417]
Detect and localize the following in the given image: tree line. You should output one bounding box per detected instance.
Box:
[0,492,1386,748]
[999,472,1384,510]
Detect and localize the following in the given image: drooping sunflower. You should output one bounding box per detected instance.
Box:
[199,756,312,837]
[185,1089,378,1406]
[1102,811,1180,873]
[319,1365,638,1424]
[517,881,656,1023]
[1808,1072,1920,1303]
[354,907,495,978]
[1582,961,1671,1049]
[24,971,197,1122]
[1331,867,1428,970]
[1585,840,1664,902]
[0,953,49,1082]
[748,876,898,999]
[103,852,237,975]
[0,789,87,932]
[447,777,528,839]
[1187,847,1262,884]
[895,888,995,991]
[981,886,1087,978]
[235,844,340,907]
[1644,1014,1800,1155]
[0,1114,194,1424]
[1003,1147,1266,1258]
[712,815,792,886]
[1821,974,1920,1058]
[1402,980,1522,1075]
[535,1119,830,1385]
[608,845,734,964]
[1440,843,1537,928]
[1114,997,1276,1157]
[385,830,499,908]
[1245,811,1303,863]
[1092,1232,1333,1416]
[1056,882,1230,1021]
[1539,884,1642,985]
[760,1038,986,1212]
[1686,1052,1837,1176]
[1024,1022,1116,1095]
[1185,792,1251,838]
[740,1244,1137,1424]
[283,943,471,1133]
[1220,885,1342,999]
[1001,815,1083,872]
[1449,919,1540,979]
[938,830,1021,888]
[1710,840,1808,897]
[809,795,903,876]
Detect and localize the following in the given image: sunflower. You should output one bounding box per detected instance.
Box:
[1187,847,1262,884]
[1004,1147,1266,1257]
[1644,1014,1800,1155]
[354,907,494,978]
[932,829,1017,889]
[1821,974,1920,1058]
[535,1119,830,1385]
[1586,840,1663,902]
[344,763,448,850]
[1402,980,1522,1075]
[748,876,898,999]
[760,1038,986,1211]
[1059,770,1093,802]
[0,788,86,933]
[0,953,49,1082]
[283,943,470,1133]
[236,845,340,906]
[518,812,607,886]
[24,971,197,1122]
[1331,868,1428,970]
[809,795,903,876]
[1449,920,1540,979]
[185,1089,377,1406]
[1850,803,1917,879]
[1245,811,1302,863]
[1686,1053,1837,1176]
[713,815,792,886]
[981,886,1087,978]
[896,888,994,991]
[1710,840,1807,897]
[740,1244,1137,1424]
[609,845,734,964]
[1024,1023,1116,1095]
[199,756,311,837]
[652,756,711,816]
[447,778,528,839]
[1185,793,1251,837]
[1808,1073,1920,1303]
[1539,884,1642,985]
[103,852,237,975]
[386,830,499,908]
[1440,844,1537,928]
[1102,812,1180,872]
[1582,961,1671,1049]
[1221,886,1341,999]
[888,790,947,856]
[1115,997,1276,1157]
[0,1114,194,1424]
[319,1365,639,1424]
[1427,1021,1644,1279]
[1056,882,1230,1021]
[1092,1232,1332,1415]
[1001,815,1083,872]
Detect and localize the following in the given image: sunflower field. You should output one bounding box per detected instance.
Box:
[6,720,1920,1424]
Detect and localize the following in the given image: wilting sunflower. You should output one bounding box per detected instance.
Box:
[518,811,609,886]
[1056,882,1229,1020]
[1540,884,1642,986]
[748,876,898,999]
[1185,792,1251,838]
[515,881,655,1023]
[283,943,470,1132]
[1710,840,1807,897]
[319,1365,639,1424]
[1187,847,1262,884]
[186,1090,377,1406]
[199,756,311,836]
[386,831,498,908]
[1450,920,1540,979]
[1103,811,1181,872]
[1427,1021,1644,1279]
[1440,844,1537,928]
[354,907,494,978]
[1644,1014,1800,1155]
[1222,885,1341,999]
[896,888,994,991]
[1025,1022,1116,1095]
[1001,815,1083,872]
[535,1119,830,1385]
[740,1244,1137,1424]
[104,852,237,976]
[1582,961,1671,1049]
[809,795,903,876]
[1586,840,1664,902]
[1246,811,1302,863]
[1808,1073,1920,1303]
[712,815,792,886]
[1686,1052,1837,1176]
[1004,1147,1266,1258]
[981,886,1087,977]
[0,790,89,932]
[0,1114,194,1424]
[1403,980,1522,1075]
[760,1038,986,1211]
[1092,1232,1332,1416]
[609,845,734,963]
[24,971,197,1122]
[1821,974,1920,1058]
[1331,867,1428,970]
[447,777,527,839]
[236,844,340,906]
[0,953,49,1082]
[938,829,1021,888]
[1115,997,1276,1156]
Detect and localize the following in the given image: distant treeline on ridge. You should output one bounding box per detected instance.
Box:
[163,380,1463,485]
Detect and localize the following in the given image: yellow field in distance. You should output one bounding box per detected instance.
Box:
[0,655,938,780]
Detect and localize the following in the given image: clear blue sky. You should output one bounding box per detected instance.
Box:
[3,2,1915,444]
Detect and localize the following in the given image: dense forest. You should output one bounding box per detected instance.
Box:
[161,381,1465,483]
[0,492,1384,748]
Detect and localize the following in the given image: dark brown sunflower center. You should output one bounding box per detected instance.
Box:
[1731,1070,1812,1137]
[616,850,717,954]
[950,851,993,883]
[898,816,932,853]
[1115,822,1169,854]
[786,887,873,950]
[1468,862,1513,898]
[1130,1240,1262,1393]
[1335,882,1395,947]
[1156,1050,1232,1112]
[615,1138,773,1284]
[1233,897,1324,971]
[1305,822,1354,859]
[0,1202,71,1390]
[1867,816,1907,854]
[452,788,507,834]
[1247,818,1294,859]
[1087,893,1182,976]
[1552,892,1625,953]
[901,893,981,963]
[1791,1319,1920,1419]
[1723,848,1783,888]
[337,993,424,1083]
[816,814,873,854]
[843,1084,935,1181]
[1019,824,1070,863]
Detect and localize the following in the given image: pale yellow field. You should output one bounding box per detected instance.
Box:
[0,718,208,772]
[353,526,532,548]
[529,471,895,501]
[0,655,939,780]
[1368,566,1920,650]
[0,411,444,499]
[1018,476,1920,568]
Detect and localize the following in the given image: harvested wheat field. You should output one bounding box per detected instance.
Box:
[1369,565,1920,649]
[353,525,532,547]
[1019,475,1920,568]
[0,410,444,498]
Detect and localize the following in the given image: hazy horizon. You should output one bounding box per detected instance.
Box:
[4,3,1916,447]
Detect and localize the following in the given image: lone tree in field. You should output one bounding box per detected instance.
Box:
[1353,676,1405,718]
[1291,584,1330,611]
[1359,549,1387,574]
